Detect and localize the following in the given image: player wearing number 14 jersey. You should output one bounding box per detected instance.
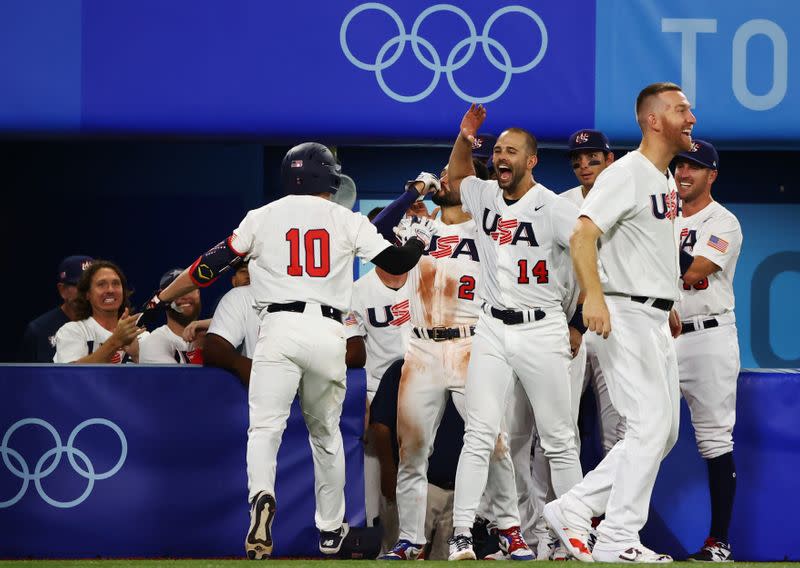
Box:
[144,143,430,560]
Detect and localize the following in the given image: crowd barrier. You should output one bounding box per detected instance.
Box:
[0,366,796,560]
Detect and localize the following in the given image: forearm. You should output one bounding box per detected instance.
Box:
[371,239,425,275]
[75,338,123,364]
[372,189,419,241]
[203,334,252,387]
[570,231,603,298]
[159,270,197,302]
[447,134,475,189]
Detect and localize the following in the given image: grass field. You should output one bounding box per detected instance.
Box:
[0,561,798,568]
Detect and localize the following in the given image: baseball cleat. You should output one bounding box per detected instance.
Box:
[319,523,349,555]
[686,537,733,562]
[497,526,534,561]
[483,550,509,560]
[592,544,673,563]
[542,501,594,562]
[448,533,477,561]
[552,542,570,561]
[245,491,276,560]
[380,539,424,560]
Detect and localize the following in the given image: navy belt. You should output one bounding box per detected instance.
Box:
[413,326,475,341]
[681,318,719,334]
[630,296,674,312]
[266,301,342,323]
[490,306,545,325]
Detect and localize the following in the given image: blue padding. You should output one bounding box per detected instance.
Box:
[0,365,366,558]
[645,370,800,561]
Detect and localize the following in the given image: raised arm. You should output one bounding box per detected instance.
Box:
[447,104,485,192]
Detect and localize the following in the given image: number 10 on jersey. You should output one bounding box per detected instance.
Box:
[286,228,331,277]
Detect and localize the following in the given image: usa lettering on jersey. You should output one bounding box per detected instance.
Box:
[425,235,480,261]
[481,210,540,247]
[367,299,411,327]
[650,190,679,220]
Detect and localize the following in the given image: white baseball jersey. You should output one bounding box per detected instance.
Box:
[139,324,202,364]
[229,194,392,313]
[675,201,742,318]
[208,285,260,359]
[460,177,579,310]
[560,185,586,208]
[581,150,681,300]
[53,317,136,363]
[401,216,482,327]
[344,269,411,391]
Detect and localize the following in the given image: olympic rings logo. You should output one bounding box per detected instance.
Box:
[0,418,127,509]
[340,3,548,104]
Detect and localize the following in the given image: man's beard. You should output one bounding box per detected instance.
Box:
[169,304,200,328]
[432,190,460,207]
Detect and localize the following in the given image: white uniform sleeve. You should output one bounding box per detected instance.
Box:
[53,322,88,363]
[208,289,248,349]
[552,196,581,250]
[692,214,743,272]
[580,166,636,233]
[459,175,485,215]
[351,213,394,262]
[229,210,258,257]
[344,310,366,339]
[138,329,178,364]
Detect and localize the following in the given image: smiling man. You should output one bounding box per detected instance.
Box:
[53,260,145,364]
[139,268,204,364]
[545,82,696,563]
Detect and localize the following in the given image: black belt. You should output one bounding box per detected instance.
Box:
[630,296,674,312]
[681,318,719,334]
[489,306,545,325]
[413,326,476,341]
[266,301,342,323]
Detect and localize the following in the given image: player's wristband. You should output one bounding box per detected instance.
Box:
[680,250,694,276]
[569,304,588,335]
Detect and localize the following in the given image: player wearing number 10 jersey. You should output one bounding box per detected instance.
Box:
[146,143,430,560]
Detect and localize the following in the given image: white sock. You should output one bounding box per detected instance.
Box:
[454,526,472,538]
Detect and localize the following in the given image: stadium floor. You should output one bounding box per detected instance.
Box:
[0,561,797,567]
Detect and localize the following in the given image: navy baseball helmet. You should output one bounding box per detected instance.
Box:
[159,268,183,289]
[567,129,611,155]
[676,139,719,170]
[281,142,342,196]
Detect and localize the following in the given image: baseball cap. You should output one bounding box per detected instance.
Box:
[675,139,719,170]
[159,268,184,289]
[472,132,497,159]
[567,129,611,155]
[58,255,93,284]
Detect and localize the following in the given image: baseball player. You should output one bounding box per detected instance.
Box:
[559,129,623,455]
[54,260,145,364]
[345,261,410,531]
[545,82,696,563]
[373,160,532,561]
[446,105,585,561]
[139,268,204,364]
[140,142,431,559]
[674,140,742,562]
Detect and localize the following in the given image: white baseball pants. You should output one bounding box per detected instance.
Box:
[247,309,347,532]
[559,296,680,547]
[676,320,740,459]
[396,336,519,544]
[453,310,582,529]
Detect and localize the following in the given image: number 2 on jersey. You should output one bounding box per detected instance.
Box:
[458,275,476,300]
[286,228,331,277]
[517,259,549,284]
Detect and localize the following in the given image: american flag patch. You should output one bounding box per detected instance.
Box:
[707,235,729,253]
[344,312,358,326]
[291,160,303,168]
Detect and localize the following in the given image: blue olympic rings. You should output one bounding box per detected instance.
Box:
[340,3,548,104]
[0,418,127,509]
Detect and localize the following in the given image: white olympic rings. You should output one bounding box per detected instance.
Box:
[0,418,127,509]
[340,3,548,103]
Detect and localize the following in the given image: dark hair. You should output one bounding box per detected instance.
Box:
[74,260,133,320]
[636,82,682,116]
[473,158,490,181]
[502,127,538,155]
[367,206,385,221]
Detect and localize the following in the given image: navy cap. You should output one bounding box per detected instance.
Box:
[472,132,497,159]
[568,129,611,154]
[676,139,719,170]
[58,255,93,284]
[159,268,184,290]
